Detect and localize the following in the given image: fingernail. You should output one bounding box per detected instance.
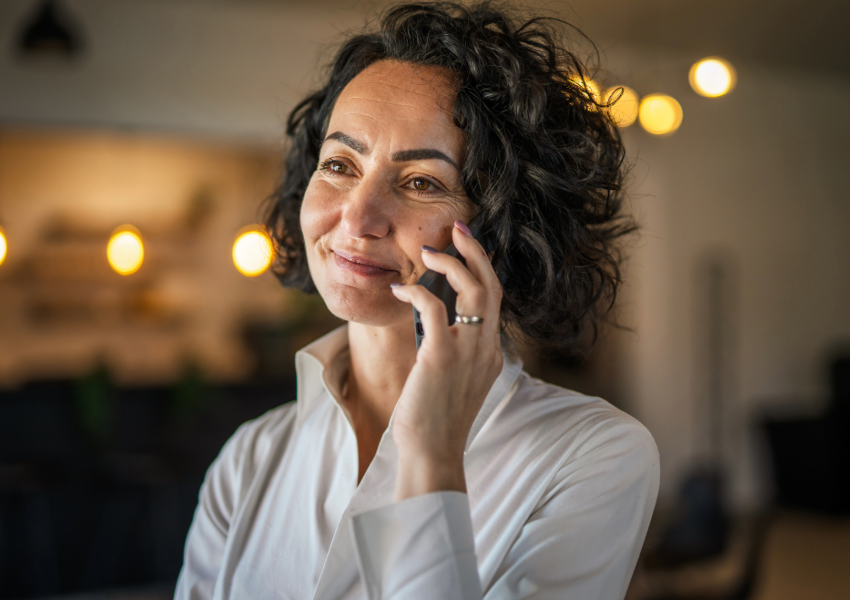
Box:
[390,283,403,288]
[454,220,473,237]
[421,245,440,254]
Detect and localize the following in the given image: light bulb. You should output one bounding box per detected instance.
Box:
[689,57,736,97]
[0,227,7,267]
[605,86,640,127]
[639,94,683,136]
[233,229,273,277]
[569,76,602,102]
[107,226,144,275]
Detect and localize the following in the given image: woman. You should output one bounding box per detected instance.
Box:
[176,3,658,599]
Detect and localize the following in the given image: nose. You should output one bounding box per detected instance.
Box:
[340,175,392,240]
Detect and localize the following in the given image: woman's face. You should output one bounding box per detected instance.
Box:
[301,60,475,327]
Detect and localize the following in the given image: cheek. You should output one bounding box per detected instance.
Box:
[300,181,338,247]
[397,203,470,275]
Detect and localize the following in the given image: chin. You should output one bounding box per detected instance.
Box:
[320,282,410,328]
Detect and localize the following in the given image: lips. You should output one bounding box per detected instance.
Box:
[332,249,398,277]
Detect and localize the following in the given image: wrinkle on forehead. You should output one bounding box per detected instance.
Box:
[344,97,429,111]
[359,60,457,88]
[332,108,454,130]
[347,81,454,107]
[339,60,458,114]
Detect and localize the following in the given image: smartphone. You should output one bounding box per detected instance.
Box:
[413,213,487,349]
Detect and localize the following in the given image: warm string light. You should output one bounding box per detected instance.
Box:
[0,226,7,267]
[689,57,736,97]
[1,224,274,275]
[639,94,683,136]
[605,86,639,128]
[107,225,144,275]
[568,76,602,103]
[233,228,273,277]
[601,56,734,135]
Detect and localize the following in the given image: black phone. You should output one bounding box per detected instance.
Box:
[413,213,487,349]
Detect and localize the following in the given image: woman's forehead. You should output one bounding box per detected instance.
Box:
[326,60,461,154]
[341,60,457,108]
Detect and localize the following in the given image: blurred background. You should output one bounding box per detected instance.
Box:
[0,1,848,599]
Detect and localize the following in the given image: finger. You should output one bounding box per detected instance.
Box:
[390,284,450,347]
[450,223,502,340]
[451,221,503,308]
[420,248,488,319]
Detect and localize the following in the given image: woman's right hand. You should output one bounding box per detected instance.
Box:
[388,220,504,501]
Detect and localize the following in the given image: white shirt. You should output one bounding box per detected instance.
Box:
[175,325,659,600]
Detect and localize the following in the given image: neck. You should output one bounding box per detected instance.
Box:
[346,318,418,428]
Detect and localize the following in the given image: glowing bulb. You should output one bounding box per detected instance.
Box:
[0,227,8,265]
[0,227,7,267]
[639,94,683,136]
[585,79,602,102]
[233,229,273,277]
[107,226,144,275]
[605,86,640,127]
[569,76,602,102]
[689,57,736,97]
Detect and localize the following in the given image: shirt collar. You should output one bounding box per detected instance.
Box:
[294,324,351,427]
[294,324,525,450]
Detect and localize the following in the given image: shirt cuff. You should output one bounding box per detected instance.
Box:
[350,491,483,600]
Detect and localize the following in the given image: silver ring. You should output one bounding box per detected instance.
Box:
[455,314,484,325]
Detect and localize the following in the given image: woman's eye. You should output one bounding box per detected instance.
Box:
[319,159,351,175]
[412,178,431,191]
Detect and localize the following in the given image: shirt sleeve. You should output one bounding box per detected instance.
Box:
[174,422,254,600]
[350,421,659,600]
[486,421,659,599]
[350,491,483,600]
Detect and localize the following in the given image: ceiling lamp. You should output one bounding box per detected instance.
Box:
[639,94,683,136]
[107,226,144,276]
[0,227,7,267]
[233,228,273,277]
[689,57,736,97]
[568,76,602,103]
[605,86,640,128]
[15,0,84,61]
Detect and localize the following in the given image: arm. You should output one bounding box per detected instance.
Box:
[350,420,659,600]
[174,423,252,600]
[351,491,481,599]
[388,219,503,503]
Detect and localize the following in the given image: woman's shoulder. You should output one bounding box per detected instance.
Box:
[191,402,299,532]
[223,401,299,465]
[501,372,658,467]
[208,401,299,490]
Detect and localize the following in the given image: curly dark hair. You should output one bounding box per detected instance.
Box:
[264,1,634,354]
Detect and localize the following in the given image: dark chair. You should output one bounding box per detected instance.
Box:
[762,356,850,515]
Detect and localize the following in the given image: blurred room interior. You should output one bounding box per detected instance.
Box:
[0,0,848,598]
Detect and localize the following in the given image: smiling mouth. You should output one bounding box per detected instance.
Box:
[332,250,398,277]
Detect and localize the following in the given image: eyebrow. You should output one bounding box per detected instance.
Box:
[324,131,367,154]
[392,149,459,170]
[323,131,459,170]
